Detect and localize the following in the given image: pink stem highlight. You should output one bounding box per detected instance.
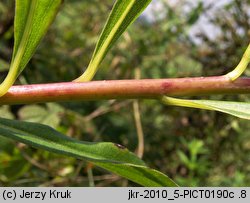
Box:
[1,76,250,105]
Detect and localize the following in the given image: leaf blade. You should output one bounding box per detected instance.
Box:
[0,117,177,187]
[161,96,250,120]
[75,0,152,82]
[189,100,250,119]
[0,0,62,97]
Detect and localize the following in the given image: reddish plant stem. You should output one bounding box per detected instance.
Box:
[1,76,250,105]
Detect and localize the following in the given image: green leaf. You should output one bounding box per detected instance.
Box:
[187,2,203,25]
[18,103,63,128]
[0,117,177,187]
[0,106,14,119]
[161,96,250,120]
[0,0,62,97]
[75,0,152,82]
[0,152,31,182]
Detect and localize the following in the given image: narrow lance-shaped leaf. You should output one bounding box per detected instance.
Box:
[161,96,250,120]
[0,117,177,187]
[74,0,152,82]
[0,0,62,97]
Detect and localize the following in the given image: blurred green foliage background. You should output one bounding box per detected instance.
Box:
[0,0,250,186]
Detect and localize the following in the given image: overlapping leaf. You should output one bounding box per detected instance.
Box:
[162,96,250,120]
[0,117,177,187]
[0,0,62,97]
[75,0,152,82]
